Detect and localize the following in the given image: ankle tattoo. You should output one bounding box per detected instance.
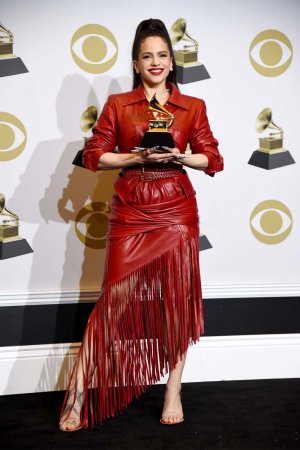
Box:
[64,380,84,417]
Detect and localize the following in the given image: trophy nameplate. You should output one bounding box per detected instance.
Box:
[140,95,175,148]
[0,22,28,77]
[0,193,33,260]
[248,108,295,170]
[170,19,210,84]
[72,106,98,168]
[199,234,213,251]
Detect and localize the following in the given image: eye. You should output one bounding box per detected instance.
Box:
[0,112,27,161]
[75,202,111,249]
[249,29,293,77]
[71,24,118,74]
[250,199,293,244]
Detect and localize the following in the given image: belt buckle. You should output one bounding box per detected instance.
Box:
[140,166,154,181]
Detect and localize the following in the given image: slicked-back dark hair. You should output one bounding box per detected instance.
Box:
[131,18,178,89]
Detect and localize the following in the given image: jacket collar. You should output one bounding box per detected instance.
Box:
[122,82,190,110]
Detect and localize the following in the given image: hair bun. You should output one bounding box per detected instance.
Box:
[137,18,166,33]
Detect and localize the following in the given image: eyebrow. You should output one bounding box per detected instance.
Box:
[141,51,169,56]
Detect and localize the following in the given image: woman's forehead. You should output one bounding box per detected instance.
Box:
[139,36,169,52]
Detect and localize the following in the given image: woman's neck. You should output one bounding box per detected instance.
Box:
[142,82,170,105]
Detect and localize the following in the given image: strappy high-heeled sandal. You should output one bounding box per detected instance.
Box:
[160,414,184,425]
[59,383,84,432]
[59,417,83,432]
[160,390,184,425]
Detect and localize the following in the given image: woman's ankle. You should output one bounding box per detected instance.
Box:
[165,380,182,393]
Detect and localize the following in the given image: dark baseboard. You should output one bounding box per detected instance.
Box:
[0,297,299,347]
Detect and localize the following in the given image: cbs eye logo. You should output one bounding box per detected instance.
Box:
[71,24,118,74]
[75,201,111,249]
[250,200,292,245]
[249,30,293,77]
[0,112,27,161]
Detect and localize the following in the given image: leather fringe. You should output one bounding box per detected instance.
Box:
[60,235,203,427]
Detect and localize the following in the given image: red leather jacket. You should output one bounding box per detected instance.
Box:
[83,83,223,177]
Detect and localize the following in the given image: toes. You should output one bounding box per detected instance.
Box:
[59,418,80,432]
[161,416,177,424]
[160,415,184,425]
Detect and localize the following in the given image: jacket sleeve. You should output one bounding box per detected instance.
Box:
[189,100,224,177]
[83,95,117,172]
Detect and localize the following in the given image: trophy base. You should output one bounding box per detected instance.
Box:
[0,57,29,78]
[72,149,85,168]
[176,64,210,84]
[0,238,33,260]
[199,234,213,251]
[140,131,175,148]
[248,150,295,170]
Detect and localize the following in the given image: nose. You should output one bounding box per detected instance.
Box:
[151,55,159,66]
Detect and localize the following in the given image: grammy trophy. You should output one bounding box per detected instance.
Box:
[140,94,175,148]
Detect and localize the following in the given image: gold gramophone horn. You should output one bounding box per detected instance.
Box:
[80,106,98,132]
[0,193,19,224]
[255,107,284,137]
[149,95,174,128]
[0,193,5,213]
[0,22,14,39]
[170,18,199,50]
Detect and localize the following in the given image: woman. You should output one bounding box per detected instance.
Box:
[59,18,223,431]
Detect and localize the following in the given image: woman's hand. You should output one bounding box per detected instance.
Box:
[135,147,184,164]
[97,147,188,169]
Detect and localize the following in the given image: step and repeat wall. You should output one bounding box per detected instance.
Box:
[0,0,300,392]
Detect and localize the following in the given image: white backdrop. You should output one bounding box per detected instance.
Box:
[1,0,300,297]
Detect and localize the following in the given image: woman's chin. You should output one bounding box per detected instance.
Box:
[143,76,167,87]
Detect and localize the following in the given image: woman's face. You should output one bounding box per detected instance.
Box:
[134,36,173,88]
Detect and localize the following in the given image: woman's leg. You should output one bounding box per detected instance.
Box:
[59,279,134,431]
[59,346,88,431]
[161,351,186,424]
[59,315,97,431]
[59,374,84,431]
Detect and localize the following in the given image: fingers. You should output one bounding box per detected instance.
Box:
[137,146,187,164]
[141,150,174,162]
[161,146,180,155]
[161,148,189,160]
[175,154,189,160]
[148,153,176,162]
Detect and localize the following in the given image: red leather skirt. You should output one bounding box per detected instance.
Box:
[61,168,203,427]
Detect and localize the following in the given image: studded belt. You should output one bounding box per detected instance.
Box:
[121,165,184,181]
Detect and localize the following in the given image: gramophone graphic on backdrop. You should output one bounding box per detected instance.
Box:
[0,193,33,259]
[170,18,210,84]
[72,106,99,168]
[248,108,295,170]
[0,22,28,77]
[199,234,212,251]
